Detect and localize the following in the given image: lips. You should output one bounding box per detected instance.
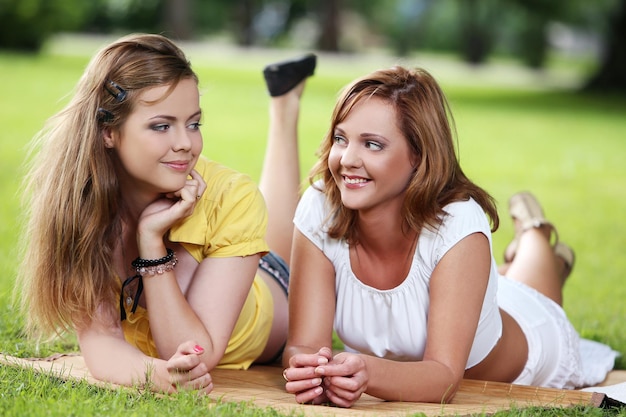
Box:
[342,175,370,188]
[344,176,367,184]
[163,160,191,171]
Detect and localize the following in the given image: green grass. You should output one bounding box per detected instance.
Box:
[1,365,291,417]
[1,36,626,416]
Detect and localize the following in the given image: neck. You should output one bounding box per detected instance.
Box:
[118,184,160,223]
[114,161,161,222]
[355,211,416,255]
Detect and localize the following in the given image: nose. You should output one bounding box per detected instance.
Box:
[172,128,192,152]
[340,142,362,168]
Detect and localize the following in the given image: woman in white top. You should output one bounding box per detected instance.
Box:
[268,65,615,406]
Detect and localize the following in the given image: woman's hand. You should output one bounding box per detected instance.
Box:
[283,347,332,404]
[137,169,206,248]
[165,341,213,394]
[314,352,369,408]
[77,311,213,394]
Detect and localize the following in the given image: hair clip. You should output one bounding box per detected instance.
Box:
[104,80,127,102]
[97,108,114,122]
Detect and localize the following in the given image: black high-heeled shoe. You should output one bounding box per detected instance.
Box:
[263,53,317,97]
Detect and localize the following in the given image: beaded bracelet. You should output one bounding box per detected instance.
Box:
[131,248,178,276]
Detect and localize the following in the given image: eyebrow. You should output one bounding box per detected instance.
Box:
[336,126,388,142]
[149,109,202,121]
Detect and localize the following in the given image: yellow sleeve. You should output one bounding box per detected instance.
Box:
[169,157,269,261]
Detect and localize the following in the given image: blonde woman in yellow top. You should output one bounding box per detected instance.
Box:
[17,33,315,393]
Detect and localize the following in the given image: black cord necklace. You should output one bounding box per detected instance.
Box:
[119,247,176,321]
[120,272,143,321]
[119,237,143,322]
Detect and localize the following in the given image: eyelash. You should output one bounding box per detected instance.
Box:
[333,135,383,151]
[366,141,383,151]
[151,122,202,131]
[151,124,169,132]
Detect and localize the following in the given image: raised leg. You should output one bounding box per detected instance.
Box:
[503,227,566,306]
[255,56,316,364]
[258,54,316,266]
[500,192,574,306]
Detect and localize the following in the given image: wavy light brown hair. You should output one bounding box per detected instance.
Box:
[17,33,198,339]
[309,66,499,244]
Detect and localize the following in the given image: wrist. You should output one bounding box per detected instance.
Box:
[136,236,167,259]
[152,360,177,394]
[136,226,168,253]
[132,248,177,277]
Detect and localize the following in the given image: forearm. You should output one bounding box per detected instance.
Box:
[362,355,462,403]
[135,239,221,369]
[142,273,219,367]
[80,330,175,393]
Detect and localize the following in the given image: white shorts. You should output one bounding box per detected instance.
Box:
[497,276,585,389]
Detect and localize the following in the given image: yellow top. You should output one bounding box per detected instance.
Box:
[120,156,272,369]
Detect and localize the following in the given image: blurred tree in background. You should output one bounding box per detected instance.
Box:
[0,0,90,50]
[0,0,624,92]
[584,0,626,92]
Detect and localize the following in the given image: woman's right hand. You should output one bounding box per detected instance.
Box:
[137,169,206,252]
[283,347,333,404]
[78,313,213,394]
[164,341,213,394]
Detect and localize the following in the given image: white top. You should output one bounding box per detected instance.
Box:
[294,183,502,368]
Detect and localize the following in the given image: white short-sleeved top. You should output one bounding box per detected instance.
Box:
[294,183,502,368]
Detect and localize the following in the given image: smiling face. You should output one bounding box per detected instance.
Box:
[328,97,417,214]
[104,77,203,197]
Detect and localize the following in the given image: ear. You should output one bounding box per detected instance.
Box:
[410,152,419,170]
[102,128,115,148]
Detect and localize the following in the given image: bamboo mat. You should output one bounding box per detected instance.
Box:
[1,353,623,416]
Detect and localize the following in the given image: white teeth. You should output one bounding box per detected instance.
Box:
[344,177,367,184]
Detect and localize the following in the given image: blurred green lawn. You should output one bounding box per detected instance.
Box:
[1,36,625,370]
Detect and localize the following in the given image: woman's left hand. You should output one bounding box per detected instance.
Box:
[315,352,369,408]
[165,341,213,394]
[137,169,206,244]
[283,347,332,404]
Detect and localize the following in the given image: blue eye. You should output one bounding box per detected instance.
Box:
[333,135,347,145]
[365,141,383,151]
[151,124,169,132]
[188,122,202,130]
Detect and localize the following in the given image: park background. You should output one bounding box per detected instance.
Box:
[1,1,625,416]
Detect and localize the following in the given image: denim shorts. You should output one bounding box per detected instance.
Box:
[258,251,290,295]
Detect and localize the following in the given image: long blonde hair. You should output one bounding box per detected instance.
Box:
[309,66,499,244]
[17,33,198,339]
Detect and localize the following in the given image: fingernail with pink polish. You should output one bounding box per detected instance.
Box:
[194,345,204,353]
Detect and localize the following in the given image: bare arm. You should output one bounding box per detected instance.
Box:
[312,233,492,406]
[77,306,212,393]
[134,169,262,370]
[141,254,260,369]
[282,229,336,403]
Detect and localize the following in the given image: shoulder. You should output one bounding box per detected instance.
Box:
[195,156,258,196]
[169,156,268,257]
[439,198,492,241]
[299,181,326,209]
[420,198,493,264]
[194,156,265,216]
[294,181,333,250]
[295,181,327,226]
[442,198,490,227]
